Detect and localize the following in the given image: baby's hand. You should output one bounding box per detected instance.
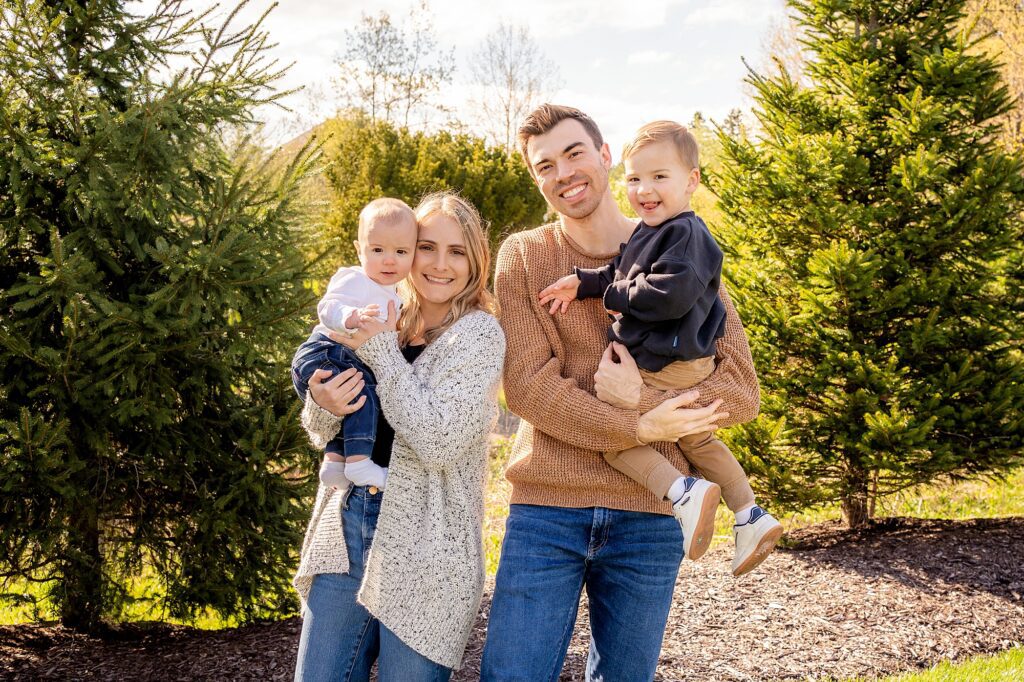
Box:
[538,274,581,315]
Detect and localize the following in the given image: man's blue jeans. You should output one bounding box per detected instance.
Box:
[291,332,379,458]
[293,486,451,682]
[480,504,684,682]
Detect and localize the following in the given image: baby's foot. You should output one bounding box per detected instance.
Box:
[319,460,350,489]
[732,506,783,576]
[671,477,721,561]
[344,458,388,490]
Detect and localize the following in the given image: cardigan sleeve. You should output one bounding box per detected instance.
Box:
[300,390,343,450]
[354,315,505,473]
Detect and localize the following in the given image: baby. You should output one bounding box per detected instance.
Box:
[539,121,782,576]
[291,198,417,490]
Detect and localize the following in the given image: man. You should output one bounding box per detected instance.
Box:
[480,104,761,681]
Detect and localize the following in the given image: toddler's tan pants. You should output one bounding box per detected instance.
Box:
[603,356,756,511]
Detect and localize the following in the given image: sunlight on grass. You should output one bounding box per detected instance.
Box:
[710,466,1024,547]
[849,646,1024,681]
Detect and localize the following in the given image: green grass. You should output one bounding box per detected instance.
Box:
[710,466,1024,546]
[857,646,1024,681]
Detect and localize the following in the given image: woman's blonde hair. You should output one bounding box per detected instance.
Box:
[398,191,496,346]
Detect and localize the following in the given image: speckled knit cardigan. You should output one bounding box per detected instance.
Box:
[293,310,505,670]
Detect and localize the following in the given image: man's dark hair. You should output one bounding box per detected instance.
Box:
[517,104,605,174]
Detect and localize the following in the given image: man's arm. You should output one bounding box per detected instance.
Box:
[597,282,760,428]
[495,236,647,452]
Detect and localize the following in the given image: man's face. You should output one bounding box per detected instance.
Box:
[525,119,612,220]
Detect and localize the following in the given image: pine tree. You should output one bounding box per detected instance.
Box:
[713,0,1024,527]
[0,1,319,629]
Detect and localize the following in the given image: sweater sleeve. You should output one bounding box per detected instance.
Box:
[354,318,505,473]
[575,258,619,300]
[603,259,708,322]
[636,282,760,426]
[317,268,368,332]
[602,222,717,322]
[495,237,646,452]
[300,390,343,450]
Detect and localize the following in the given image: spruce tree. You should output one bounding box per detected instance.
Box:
[0,1,319,629]
[713,0,1024,527]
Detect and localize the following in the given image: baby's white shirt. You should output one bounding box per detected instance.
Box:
[313,265,402,336]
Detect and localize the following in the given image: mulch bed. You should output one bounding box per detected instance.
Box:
[3,516,1022,681]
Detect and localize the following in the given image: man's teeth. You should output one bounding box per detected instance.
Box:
[562,184,586,199]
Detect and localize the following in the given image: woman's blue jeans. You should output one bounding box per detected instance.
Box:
[480,503,684,682]
[294,486,451,682]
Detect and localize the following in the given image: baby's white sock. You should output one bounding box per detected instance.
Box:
[345,458,388,489]
[735,503,757,525]
[667,476,689,504]
[319,460,349,488]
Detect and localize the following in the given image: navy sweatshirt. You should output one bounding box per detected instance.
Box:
[576,211,727,372]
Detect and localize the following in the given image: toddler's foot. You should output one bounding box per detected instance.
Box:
[344,458,388,490]
[319,460,350,489]
[732,505,783,576]
[671,477,721,561]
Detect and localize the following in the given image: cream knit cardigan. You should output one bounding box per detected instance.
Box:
[293,310,505,669]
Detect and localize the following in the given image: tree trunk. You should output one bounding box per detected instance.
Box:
[60,496,103,632]
[841,472,872,528]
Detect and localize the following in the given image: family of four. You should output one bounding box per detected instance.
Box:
[288,104,783,681]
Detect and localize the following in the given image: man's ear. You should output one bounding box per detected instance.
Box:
[600,142,612,170]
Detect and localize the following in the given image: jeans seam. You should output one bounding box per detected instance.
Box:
[546,580,585,682]
[342,612,377,682]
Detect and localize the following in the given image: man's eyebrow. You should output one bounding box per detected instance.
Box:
[532,141,586,168]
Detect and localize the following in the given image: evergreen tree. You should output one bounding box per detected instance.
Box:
[318,113,547,272]
[713,0,1024,526]
[0,0,319,629]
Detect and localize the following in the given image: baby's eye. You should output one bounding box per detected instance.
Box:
[397,249,409,255]
[371,247,383,253]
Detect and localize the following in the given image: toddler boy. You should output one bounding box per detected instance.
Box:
[539,121,782,576]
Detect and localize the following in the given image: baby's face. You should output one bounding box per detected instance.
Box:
[356,215,418,286]
[624,141,699,227]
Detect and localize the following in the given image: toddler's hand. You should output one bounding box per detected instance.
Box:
[538,274,581,315]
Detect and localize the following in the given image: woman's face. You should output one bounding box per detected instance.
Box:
[412,213,471,309]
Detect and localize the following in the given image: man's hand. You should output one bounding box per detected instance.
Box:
[594,342,643,409]
[636,391,728,444]
[538,274,581,314]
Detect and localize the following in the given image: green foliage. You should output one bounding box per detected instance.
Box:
[0,0,319,629]
[712,0,1024,525]
[318,114,547,272]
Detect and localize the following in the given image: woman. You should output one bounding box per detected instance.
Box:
[292,191,505,681]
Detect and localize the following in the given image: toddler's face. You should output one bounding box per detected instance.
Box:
[356,215,418,286]
[624,141,699,227]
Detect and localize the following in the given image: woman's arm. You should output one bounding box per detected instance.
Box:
[300,367,367,449]
[355,317,505,474]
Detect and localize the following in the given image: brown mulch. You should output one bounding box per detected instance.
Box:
[2,516,1022,681]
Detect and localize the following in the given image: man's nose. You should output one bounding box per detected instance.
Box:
[555,159,574,183]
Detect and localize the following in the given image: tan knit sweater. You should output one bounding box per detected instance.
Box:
[495,222,760,515]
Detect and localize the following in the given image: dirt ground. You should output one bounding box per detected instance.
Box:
[2,516,1022,681]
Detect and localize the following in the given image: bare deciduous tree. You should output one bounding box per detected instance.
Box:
[469,23,561,153]
[334,1,454,128]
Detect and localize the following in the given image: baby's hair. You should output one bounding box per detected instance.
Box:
[358,197,416,243]
[622,120,699,170]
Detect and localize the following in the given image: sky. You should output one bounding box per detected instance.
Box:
[136,0,790,157]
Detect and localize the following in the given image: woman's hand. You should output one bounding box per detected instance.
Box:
[329,301,398,350]
[308,367,367,417]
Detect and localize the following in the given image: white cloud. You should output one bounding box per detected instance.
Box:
[684,0,776,26]
[627,50,674,65]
